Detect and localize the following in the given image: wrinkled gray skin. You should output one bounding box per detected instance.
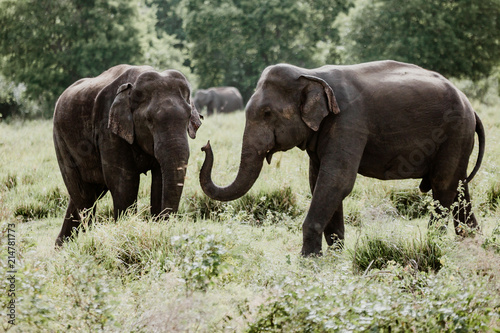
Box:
[54,65,202,246]
[200,60,485,256]
[193,86,244,116]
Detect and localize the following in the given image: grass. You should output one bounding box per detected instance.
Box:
[0,105,499,332]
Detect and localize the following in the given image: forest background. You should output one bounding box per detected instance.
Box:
[1,0,500,118]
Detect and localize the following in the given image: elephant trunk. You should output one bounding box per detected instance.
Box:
[155,139,189,215]
[199,140,264,201]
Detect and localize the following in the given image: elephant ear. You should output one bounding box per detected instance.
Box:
[188,101,202,139]
[299,74,340,131]
[108,83,134,144]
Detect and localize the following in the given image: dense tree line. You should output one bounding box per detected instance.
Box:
[1,0,499,117]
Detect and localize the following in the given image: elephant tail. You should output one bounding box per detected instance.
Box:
[465,112,485,184]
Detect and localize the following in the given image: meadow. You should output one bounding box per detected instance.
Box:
[1,99,500,331]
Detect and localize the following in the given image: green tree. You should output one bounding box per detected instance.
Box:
[184,0,351,99]
[0,0,143,113]
[338,0,500,79]
[146,0,186,42]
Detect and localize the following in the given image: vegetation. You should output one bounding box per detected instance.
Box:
[2,0,500,116]
[338,0,500,80]
[0,101,499,331]
[1,0,500,331]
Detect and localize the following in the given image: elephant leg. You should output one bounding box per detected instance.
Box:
[55,183,107,247]
[309,158,344,249]
[207,103,214,116]
[429,186,456,232]
[323,205,345,248]
[105,168,140,219]
[55,198,81,247]
[451,183,478,235]
[150,165,162,216]
[302,152,360,256]
[428,142,476,234]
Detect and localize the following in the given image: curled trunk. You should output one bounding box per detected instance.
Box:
[199,141,264,201]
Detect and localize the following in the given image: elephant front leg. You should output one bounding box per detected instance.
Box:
[301,168,356,256]
[150,166,162,216]
[308,158,345,252]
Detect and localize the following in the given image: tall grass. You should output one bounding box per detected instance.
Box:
[0,107,499,331]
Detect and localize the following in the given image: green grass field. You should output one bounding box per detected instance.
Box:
[1,102,499,332]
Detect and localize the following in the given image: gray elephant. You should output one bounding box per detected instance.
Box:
[193,86,244,116]
[199,60,485,256]
[53,64,202,246]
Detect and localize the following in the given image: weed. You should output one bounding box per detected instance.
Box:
[482,221,500,253]
[1,173,17,190]
[486,180,500,210]
[14,186,67,221]
[389,188,430,219]
[171,230,227,294]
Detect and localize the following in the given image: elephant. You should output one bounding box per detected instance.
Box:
[193,86,244,116]
[53,64,202,246]
[199,60,485,256]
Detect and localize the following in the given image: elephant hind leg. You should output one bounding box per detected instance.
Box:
[451,183,478,235]
[55,198,81,247]
[429,172,478,235]
[55,184,107,247]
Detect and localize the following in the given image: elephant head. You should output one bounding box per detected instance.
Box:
[199,64,339,200]
[107,69,202,215]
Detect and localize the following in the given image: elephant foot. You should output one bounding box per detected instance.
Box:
[301,230,323,257]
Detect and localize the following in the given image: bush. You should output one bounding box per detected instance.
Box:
[350,232,444,273]
[486,181,500,211]
[247,272,497,332]
[389,189,430,219]
[14,187,67,221]
[184,186,303,225]
[482,222,500,253]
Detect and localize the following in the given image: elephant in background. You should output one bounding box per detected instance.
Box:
[199,60,485,256]
[193,86,244,116]
[53,64,202,246]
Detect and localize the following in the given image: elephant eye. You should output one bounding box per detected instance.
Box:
[132,90,144,102]
[263,108,272,118]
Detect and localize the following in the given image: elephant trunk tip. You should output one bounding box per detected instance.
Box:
[201,140,211,152]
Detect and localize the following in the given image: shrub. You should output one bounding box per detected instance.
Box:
[14,187,67,221]
[486,181,500,211]
[184,186,303,225]
[247,272,497,332]
[482,222,500,253]
[171,230,227,294]
[389,189,430,219]
[1,173,17,190]
[350,232,444,273]
[69,214,229,284]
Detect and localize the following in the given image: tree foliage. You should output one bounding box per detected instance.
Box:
[0,0,144,110]
[338,0,500,79]
[1,0,500,118]
[184,0,351,99]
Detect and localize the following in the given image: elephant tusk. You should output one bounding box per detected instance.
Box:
[177,183,184,187]
[266,151,273,164]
